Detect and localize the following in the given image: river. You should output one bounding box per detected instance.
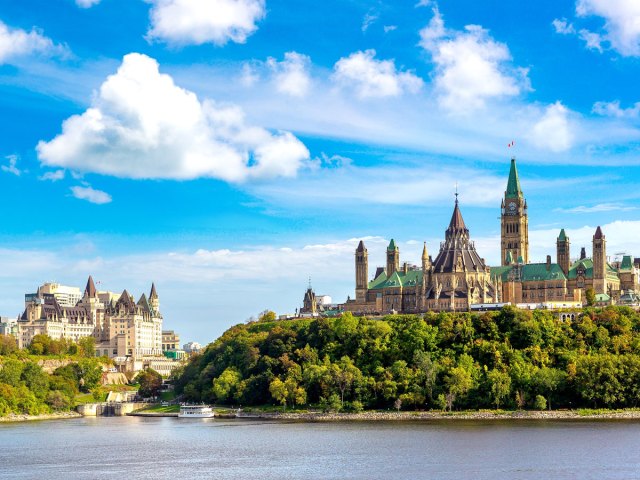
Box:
[1,417,640,479]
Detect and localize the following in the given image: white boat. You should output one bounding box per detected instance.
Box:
[178,405,215,418]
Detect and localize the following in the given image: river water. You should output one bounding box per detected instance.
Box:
[1,417,640,479]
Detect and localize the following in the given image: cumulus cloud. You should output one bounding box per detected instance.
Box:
[332,49,424,99]
[146,0,266,46]
[529,102,574,152]
[576,0,640,56]
[76,0,101,7]
[0,20,68,64]
[1,155,21,176]
[419,8,528,112]
[267,52,312,97]
[37,53,310,182]
[593,100,640,118]
[552,18,576,35]
[39,170,65,182]
[70,185,112,204]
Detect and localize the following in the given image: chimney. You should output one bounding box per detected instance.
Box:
[580,247,586,260]
[546,255,551,271]
[403,262,408,274]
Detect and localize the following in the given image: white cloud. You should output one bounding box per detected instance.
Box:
[384,25,397,33]
[240,62,259,87]
[0,20,67,64]
[146,0,266,46]
[362,11,378,32]
[415,0,431,6]
[39,170,65,182]
[76,0,101,8]
[576,0,640,56]
[419,8,528,112]
[578,28,604,52]
[37,53,310,182]
[267,52,312,97]
[555,203,636,213]
[529,102,574,152]
[1,155,21,176]
[552,18,576,35]
[332,49,424,99]
[70,185,112,204]
[593,100,640,118]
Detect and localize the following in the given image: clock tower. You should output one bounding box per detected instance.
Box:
[501,157,529,266]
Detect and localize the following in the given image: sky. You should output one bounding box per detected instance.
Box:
[1,0,640,344]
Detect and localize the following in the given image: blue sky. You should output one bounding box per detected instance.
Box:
[2,0,640,343]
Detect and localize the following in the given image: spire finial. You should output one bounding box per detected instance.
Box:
[308,276,312,289]
[455,182,459,204]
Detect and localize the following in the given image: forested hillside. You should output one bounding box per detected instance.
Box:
[174,306,640,411]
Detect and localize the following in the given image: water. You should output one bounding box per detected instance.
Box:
[1,417,640,479]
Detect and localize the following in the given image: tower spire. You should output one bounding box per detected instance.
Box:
[506,157,523,199]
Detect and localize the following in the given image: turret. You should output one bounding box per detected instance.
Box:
[355,241,368,302]
[592,226,606,294]
[386,239,399,277]
[557,229,570,276]
[149,283,160,315]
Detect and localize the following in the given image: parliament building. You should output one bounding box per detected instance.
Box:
[342,158,639,314]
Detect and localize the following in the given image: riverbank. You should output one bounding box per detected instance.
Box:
[0,411,82,423]
[237,409,640,422]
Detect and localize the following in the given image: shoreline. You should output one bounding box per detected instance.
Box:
[236,410,640,422]
[0,411,82,423]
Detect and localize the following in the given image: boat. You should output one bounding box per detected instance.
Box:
[178,405,215,418]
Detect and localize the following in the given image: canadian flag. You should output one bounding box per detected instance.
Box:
[508,141,515,148]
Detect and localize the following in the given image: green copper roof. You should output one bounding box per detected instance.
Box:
[621,255,633,271]
[517,255,524,264]
[491,263,567,282]
[595,293,611,302]
[368,269,422,290]
[568,259,593,279]
[558,229,567,241]
[505,157,523,199]
[387,239,397,250]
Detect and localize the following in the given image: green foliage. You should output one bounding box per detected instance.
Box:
[534,395,547,410]
[174,307,640,411]
[0,335,18,355]
[136,369,163,398]
[586,288,596,307]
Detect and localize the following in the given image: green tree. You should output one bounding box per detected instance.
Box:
[487,369,511,409]
[330,356,361,407]
[0,335,17,355]
[77,337,97,358]
[586,288,596,307]
[20,362,49,401]
[136,369,163,398]
[0,358,25,387]
[212,367,242,403]
[532,367,566,410]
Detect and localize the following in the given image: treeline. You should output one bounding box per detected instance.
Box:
[174,306,640,411]
[0,335,103,416]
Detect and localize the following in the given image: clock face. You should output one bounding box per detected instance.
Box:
[508,202,516,211]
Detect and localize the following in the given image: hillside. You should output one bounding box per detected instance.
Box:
[174,306,640,411]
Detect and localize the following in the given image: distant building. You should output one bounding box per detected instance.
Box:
[18,277,169,373]
[183,341,202,353]
[162,330,180,351]
[0,316,18,336]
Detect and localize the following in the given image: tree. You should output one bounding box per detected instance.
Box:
[330,356,361,407]
[269,376,306,410]
[394,398,402,412]
[532,367,566,410]
[586,288,596,307]
[0,358,25,387]
[136,369,163,398]
[487,369,511,409]
[77,337,96,358]
[21,362,49,401]
[259,310,277,322]
[0,335,17,355]
[212,368,242,403]
[444,366,473,411]
[414,351,437,404]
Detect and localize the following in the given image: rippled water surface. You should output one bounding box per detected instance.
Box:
[2,417,640,479]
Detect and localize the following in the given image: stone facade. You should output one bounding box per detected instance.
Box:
[18,277,165,370]
[344,197,499,315]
